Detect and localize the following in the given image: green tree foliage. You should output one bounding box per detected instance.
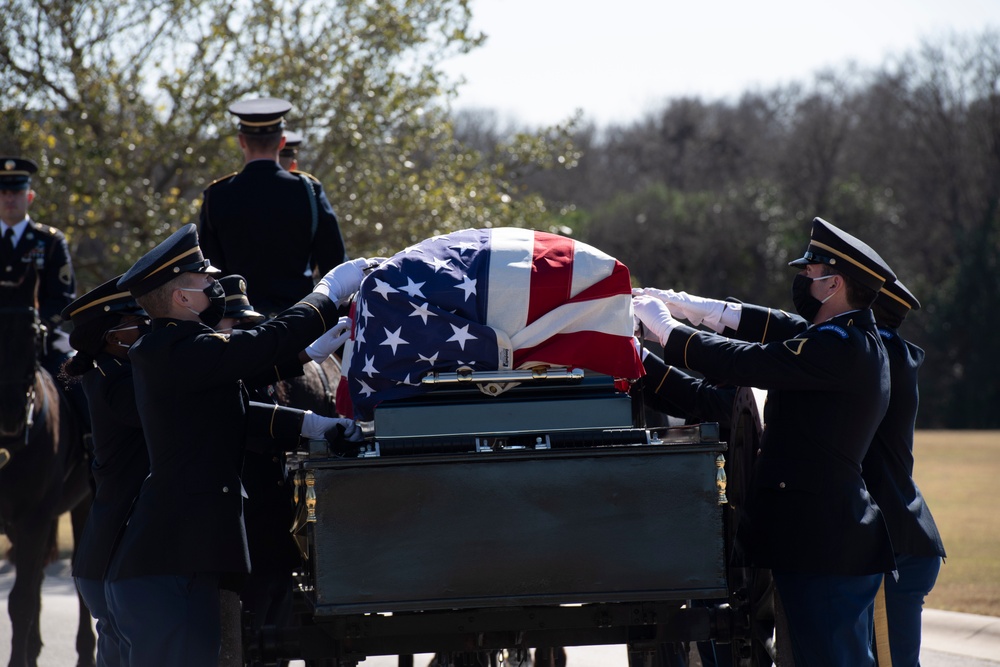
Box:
[0,0,580,286]
[580,182,793,308]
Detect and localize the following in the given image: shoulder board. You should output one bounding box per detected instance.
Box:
[29,221,59,237]
[815,324,849,339]
[877,327,897,341]
[292,170,320,183]
[205,171,239,188]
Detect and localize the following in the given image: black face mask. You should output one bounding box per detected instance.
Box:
[791,273,835,322]
[200,281,227,328]
[182,281,226,328]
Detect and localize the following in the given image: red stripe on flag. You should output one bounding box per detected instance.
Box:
[334,301,357,418]
[527,232,575,325]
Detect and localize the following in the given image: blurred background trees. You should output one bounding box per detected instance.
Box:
[1,2,996,426]
[459,30,1000,428]
[0,0,580,271]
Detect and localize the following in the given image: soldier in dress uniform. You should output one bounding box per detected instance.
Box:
[278,130,302,171]
[61,276,150,667]
[864,278,946,667]
[0,156,77,382]
[640,253,948,667]
[104,224,369,667]
[633,217,897,667]
[215,274,349,658]
[198,98,348,317]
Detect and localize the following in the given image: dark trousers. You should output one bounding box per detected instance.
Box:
[76,577,121,667]
[773,570,882,667]
[240,568,294,634]
[105,573,221,667]
[873,554,942,667]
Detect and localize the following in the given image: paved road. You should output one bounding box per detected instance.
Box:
[3,560,998,666]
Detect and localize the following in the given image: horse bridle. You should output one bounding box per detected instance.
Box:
[0,305,46,470]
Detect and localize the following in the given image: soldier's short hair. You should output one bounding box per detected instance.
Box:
[136,274,189,317]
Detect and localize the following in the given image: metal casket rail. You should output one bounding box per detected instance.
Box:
[303,437,727,616]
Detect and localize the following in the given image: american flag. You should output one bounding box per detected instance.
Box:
[339,228,644,421]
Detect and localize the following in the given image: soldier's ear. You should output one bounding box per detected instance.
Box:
[27,190,35,204]
[172,287,189,307]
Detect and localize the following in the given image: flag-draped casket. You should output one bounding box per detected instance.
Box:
[339,228,644,421]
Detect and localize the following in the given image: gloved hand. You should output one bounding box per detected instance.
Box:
[324,418,366,456]
[633,295,679,347]
[305,316,351,363]
[50,329,74,354]
[300,411,364,442]
[313,257,385,305]
[632,287,727,332]
[632,335,650,361]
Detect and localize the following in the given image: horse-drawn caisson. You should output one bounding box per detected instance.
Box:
[243,372,773,667]
[240,228,776,667]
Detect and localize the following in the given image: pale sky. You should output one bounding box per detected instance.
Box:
[440,0,1000,127]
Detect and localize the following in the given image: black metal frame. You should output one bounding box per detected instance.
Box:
[248,599,751,665]
[245,376,771,667]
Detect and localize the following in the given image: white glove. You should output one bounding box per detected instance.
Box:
[305,316,351,363]
[313,257,379,305]
[632,335,650,361]
[300,411,364,442]
[632,287,729,332]
[633,295,679,346]
[50,329,74,354]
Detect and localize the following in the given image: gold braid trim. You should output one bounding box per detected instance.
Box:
[873,577,893,667]
[296,300,326,333]
[683,331,697,370]
[810,239,886,283]
[655,365,673,394]
[269,404,279,439]
[761,308,772,343]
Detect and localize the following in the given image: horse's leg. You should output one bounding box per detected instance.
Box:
[70,498,96,667]
[7,514,50,667]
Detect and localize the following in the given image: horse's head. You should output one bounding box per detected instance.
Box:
[0,264,44,445]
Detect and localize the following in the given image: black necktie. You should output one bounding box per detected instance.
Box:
[3,228,13,250]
